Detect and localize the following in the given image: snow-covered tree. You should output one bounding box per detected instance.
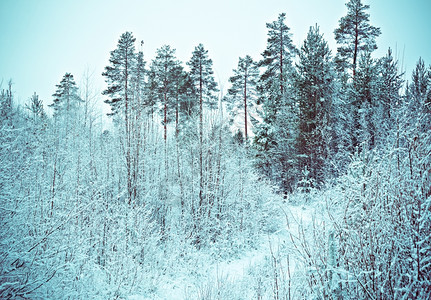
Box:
[49,73,83,134]
[187,44,218,111]
[374,48,404,147]
[0,80,14,126]
[26,92,47,126]
[49,73,82,117]
[406,58,431,132]
[254,12,297,192]
[294,25,336,184]
[131,49,147,118]
[352,52,379,149]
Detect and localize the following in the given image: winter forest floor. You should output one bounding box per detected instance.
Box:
[128,196,319,300]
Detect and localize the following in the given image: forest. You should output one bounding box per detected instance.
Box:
[0,0,430,299]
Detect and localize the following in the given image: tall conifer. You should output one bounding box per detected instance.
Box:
[49,73,82,119]
[187,44,218,211]
[254,13,296,190]
[295,25,335,184]
[228,55,259,142]
[102,32,137,205]
[334,0,381,76]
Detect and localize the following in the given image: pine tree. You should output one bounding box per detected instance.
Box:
[334,0,381,153]
[26,92,47,125]
[228,55,259,142]
[150,45,179,141]
[102,31,137,205]
[48,73,84,135]
[102,32,136,119]
[294,25,335,184]
[187,44,218,110]
[132,50,146,116]
[145,68,158,119]
[187,43,218,211]
[407,58,431,132]
[377,49,403,119]
[254,13,296,191]
[334,0,381,76]
[353,52,378,148]
[259,13,296,106]
[330,69,352,167]
[170,64,195,135]
[0,80,14,126]
[49,73,82,129]
[130,49,147,201]
[375,48,404,147]
[410,58,429,108]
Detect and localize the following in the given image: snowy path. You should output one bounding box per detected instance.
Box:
[129,203,314,299]
[207,203,312,281]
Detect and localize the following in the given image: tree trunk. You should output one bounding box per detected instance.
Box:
[125,52,132,205]
[353,21,359,77]
[164,91,168,184]
[175,95,179,137]
[280,26,284,97]
[199,62,204,209]
[164,93,167,141]
[244,74,248,142]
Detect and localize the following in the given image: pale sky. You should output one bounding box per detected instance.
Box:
[1,0,430,111]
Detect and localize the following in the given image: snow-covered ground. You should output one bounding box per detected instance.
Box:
[128,200,317,300]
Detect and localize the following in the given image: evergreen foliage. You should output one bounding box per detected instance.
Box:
[294,25,336,185]
[334,0,381,75]
[150,45,179,139]
[187,44,218,109]
[171,64,196,133]
[228,55,259,141]
[26,92,47,126]
[407,58,431,132]
[0,80,14,126]
[49,73,82,119]
[259,12,296,105]
[102,31,136,118]
[374,48,404,147]
[352,52,378,148]
[102,31,143,205]
[253,12,297,191]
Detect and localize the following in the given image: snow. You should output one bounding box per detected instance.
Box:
[125,199,317,300]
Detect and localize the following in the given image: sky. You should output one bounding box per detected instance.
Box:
[1,0,430,112]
